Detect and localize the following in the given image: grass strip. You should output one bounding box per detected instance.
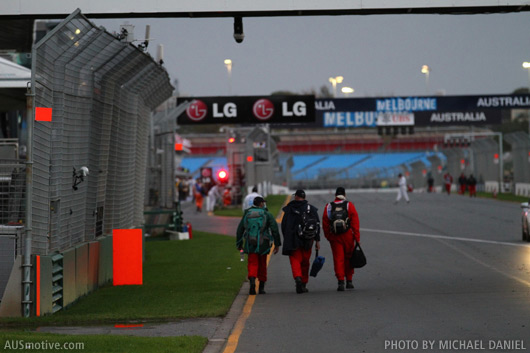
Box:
[1,231,246,327]
[0,332,207,353]
[475,191,529,203]
[214,194,288,218]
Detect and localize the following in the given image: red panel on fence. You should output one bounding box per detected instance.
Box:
[35,107,53,121]
[113,229,143,286]
[36,255,41,316]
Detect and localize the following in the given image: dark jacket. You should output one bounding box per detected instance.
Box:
[236,206,281,255]
[281,199,320,256]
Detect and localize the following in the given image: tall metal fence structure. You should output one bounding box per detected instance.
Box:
[148,104,188,208]
[505,131,530,196]
[29,9,173,255]
[470,138,500,185]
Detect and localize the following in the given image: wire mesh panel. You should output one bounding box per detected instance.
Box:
[505,132,530,184]
[471,139,499,183]
[30,9,172,255]
[148,104,188,209]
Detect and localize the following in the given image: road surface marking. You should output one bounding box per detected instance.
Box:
[363,227,530,287]
[224,194,290,353]
[222,294,256,353]
[361,228,530,248]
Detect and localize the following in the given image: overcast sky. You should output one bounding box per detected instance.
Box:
[94,12,530,98]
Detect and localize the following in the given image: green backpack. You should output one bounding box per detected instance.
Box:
[244,208,268,252]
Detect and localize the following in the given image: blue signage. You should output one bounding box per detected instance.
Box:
[375,97,437,112]
[323,112,377,127]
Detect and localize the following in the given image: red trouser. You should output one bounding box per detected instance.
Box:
[469,185,476,197]
[289,247,312,284]
[194,192,203,210]
[247,253,268,282]
[460,185,466,194]
[445,184,451,195]
[329,236,355,281]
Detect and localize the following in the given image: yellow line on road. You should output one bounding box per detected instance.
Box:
[222,294,256,353]
[223,194,290,353]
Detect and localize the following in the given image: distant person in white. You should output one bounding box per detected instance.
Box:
[206,184,221,215]
[243,186,262,211]
[395,173,410,204]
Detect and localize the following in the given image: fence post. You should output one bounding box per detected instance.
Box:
[23,80,34,317]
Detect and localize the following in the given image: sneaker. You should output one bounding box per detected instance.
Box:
[346,280,354,289]
[302,283,309,293]
[295,277,304,294]
[337,280,345,292]
[249,277,256,295]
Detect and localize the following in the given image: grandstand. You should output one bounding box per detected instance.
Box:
[180,150,444,190]
[179,129,449,190]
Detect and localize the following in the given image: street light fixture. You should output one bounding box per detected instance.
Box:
[421,65,430,95]
[329,76,344,97]
[341,87,354,97]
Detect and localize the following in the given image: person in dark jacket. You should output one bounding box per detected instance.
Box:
[467,174,477,197]
[281,189,321,294]
[458,173,467,195]
[236,197,281,295]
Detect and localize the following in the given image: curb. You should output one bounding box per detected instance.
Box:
[202,281,249,353]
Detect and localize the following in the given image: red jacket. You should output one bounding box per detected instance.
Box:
[322,198,360,243]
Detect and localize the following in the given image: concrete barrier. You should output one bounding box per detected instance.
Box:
[515,183,530,197]
[75,244,89,298]
[98,236,113,286]
[62,248,76,308]
[485,181,500,193]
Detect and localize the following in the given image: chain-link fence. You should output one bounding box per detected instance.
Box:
[148,104,188,209]
[29,9,173,255]
[505,131,530,184]
[505,131,530,196]
[470,138,500,184]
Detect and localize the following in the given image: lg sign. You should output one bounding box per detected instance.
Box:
[283,101,307,117]
[186,100,208,121]
[253,99,274,120]
[178,95,315,125]
[253,99,307,120]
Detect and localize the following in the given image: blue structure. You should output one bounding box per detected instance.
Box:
[181,151,445,189]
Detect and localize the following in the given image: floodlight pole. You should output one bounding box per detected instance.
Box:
[444,131,503,193]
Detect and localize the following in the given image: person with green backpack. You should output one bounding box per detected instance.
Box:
[236,197,282,295]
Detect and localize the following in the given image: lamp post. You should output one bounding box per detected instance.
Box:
[329,76,343,98]
[224,59,232,95]
[341,86,354,97]
[524,62,530,135]
[523,62,530,90]
[421,65,430,95]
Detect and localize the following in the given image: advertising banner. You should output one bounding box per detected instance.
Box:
[177,95,315,125]
[315,94,525,127]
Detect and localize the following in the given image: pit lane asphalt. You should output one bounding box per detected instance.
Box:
[232,190,530,353]
[39,191,530,353]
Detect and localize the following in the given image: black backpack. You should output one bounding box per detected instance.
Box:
[294,204,319,240]
[329,201,350,234]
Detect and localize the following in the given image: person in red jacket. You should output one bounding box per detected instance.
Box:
[443,172,453,195]
[322,187,360,291]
